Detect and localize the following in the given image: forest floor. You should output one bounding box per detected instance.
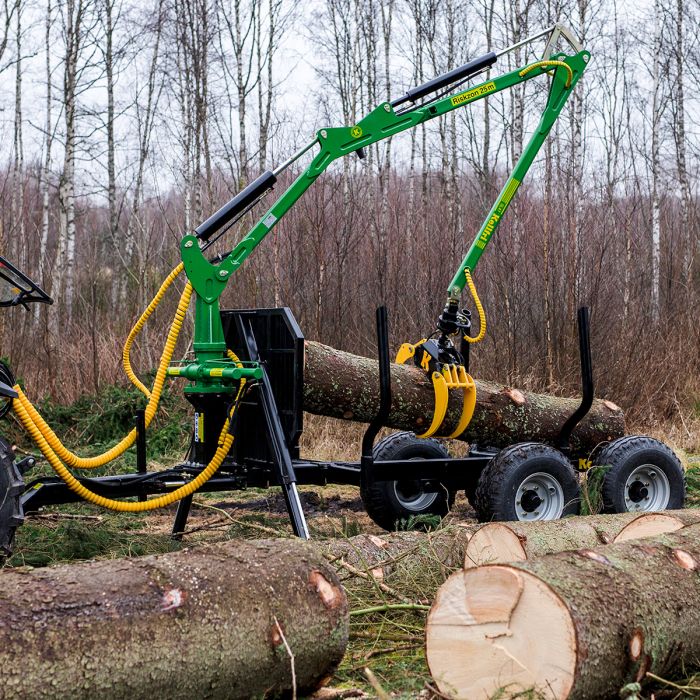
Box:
[4,406,700,699]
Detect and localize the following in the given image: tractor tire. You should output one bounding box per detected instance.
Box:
[594,435,685,514]
[474,442,580,522]
[361,431,455,531]
[0,437,23,563]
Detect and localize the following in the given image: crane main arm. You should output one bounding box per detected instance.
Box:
[175,23,590,394]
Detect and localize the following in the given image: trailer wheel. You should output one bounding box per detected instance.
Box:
[361,431,455,531]
[594,436,685,513]
[0,437,23,563]
[474,442,580,522]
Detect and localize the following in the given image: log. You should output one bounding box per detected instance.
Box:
[464,510,700,567]
[303,340,625,453]
[0,539,348,700]
[426,525,700,699]
[322,526,481,587]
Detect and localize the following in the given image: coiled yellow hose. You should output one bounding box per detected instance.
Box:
[14,280,193,469]
[12,262,250,511]
[463,269,486,344]
[12,390,240,512]
[122,263,184,399]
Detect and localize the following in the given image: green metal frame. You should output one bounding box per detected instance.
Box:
[173,47,590,392]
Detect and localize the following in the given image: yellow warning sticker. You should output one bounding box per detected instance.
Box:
[451,81,496,107]
[210,368,224,377]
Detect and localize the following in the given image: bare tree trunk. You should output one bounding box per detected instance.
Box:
[55,0,84,322]
[463,511,699,568]
[673,0,691,283]
[38,0,54,289]
[650,0,664,323]
[104,0,117,250]
[12,1,24,249]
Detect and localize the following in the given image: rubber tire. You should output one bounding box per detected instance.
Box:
[361,431,455,532]
[0,437,24,563]
[474,442,580,522]
[595,435,685,514]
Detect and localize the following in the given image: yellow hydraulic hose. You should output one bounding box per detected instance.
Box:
[14,281,193,469]
[122,263,184,399]
[12,388,241,512]
[519,59,573,88]
[463,269,486,344]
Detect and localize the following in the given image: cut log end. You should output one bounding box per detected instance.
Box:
[426,566,577,700]
[464,523,527,569]
[613,513,685,543]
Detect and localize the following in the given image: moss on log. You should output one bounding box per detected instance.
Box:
[303,340,625,453]
[427,524,700,699]
[0,539,348,700]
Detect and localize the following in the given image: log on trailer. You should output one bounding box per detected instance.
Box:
[426,524,700,700]
[303,340,625,452]
[0,539,348,700]
[464,510,700,567]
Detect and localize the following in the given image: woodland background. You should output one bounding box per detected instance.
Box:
[0,0,698,440]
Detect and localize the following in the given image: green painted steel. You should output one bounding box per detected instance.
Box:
[178,49,590,391]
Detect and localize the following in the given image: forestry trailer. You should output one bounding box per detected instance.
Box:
[0,23,685,558]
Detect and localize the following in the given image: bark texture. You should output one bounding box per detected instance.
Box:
[427,525,700,699]
[464,510,700,567]
[303,340,625,453]
[0,539,348,700]
[322,525,482,583]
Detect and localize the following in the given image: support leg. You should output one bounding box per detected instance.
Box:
[171,495,193,540]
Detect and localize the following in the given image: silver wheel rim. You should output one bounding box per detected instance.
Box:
[514,471,565,521]
[624,464,670,511]
[393,456,439,511]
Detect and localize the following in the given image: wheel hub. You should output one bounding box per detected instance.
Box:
[624,464,670,511]
[520,490,543,512]
[514,471,565,521]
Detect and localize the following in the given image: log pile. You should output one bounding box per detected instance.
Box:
[0,539,349,700]
[463,510,700,567]
[426,514,700,699]
[303,340,625,452]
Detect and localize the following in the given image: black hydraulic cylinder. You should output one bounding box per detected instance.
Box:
[557,306,594,451]
[361,306,391,466]
[391,51,497,107]
[194,170,277,241]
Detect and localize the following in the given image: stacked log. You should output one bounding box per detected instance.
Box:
[426,521,700,699]
[463,510,700,567]
[303,340,625,451]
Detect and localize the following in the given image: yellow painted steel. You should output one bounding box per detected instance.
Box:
[445,369,476,439]
[395,339,426,365]
[417,371,450,438]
